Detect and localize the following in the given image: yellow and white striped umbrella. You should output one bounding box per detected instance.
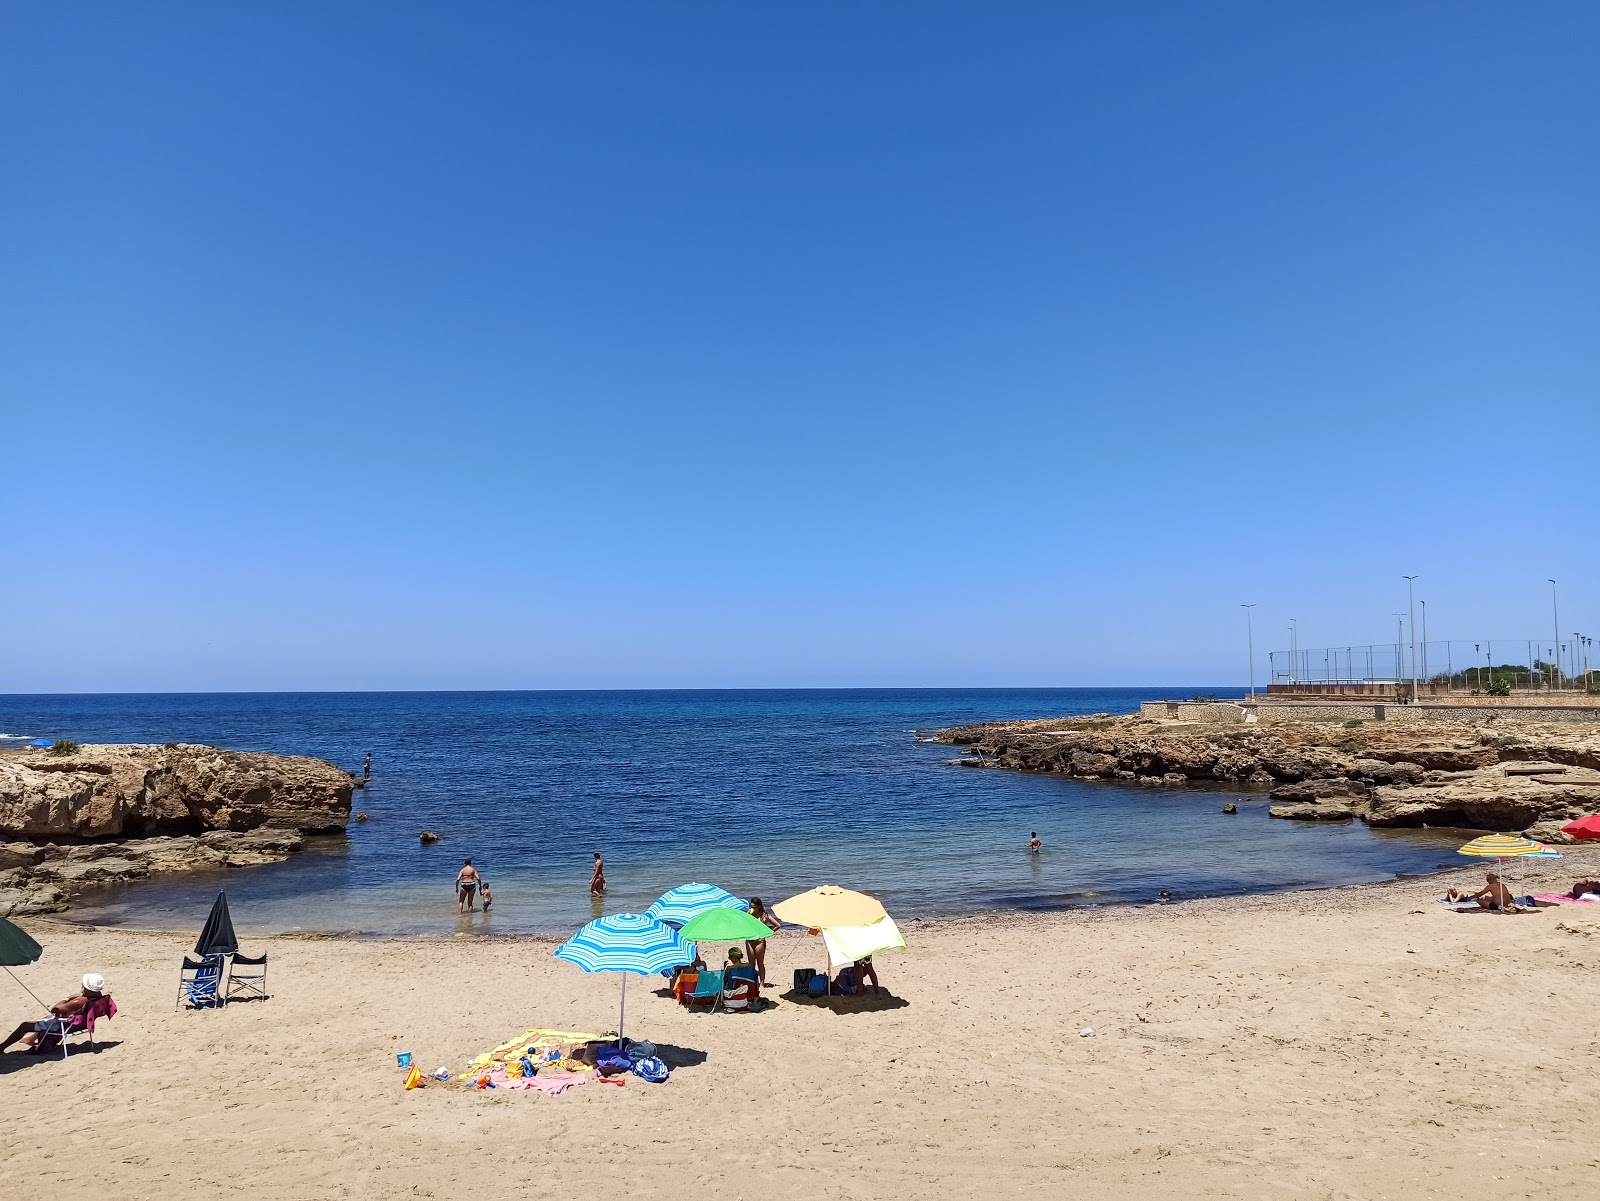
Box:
[1457,834,1547,858]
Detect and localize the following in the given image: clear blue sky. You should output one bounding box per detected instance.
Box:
[2,3,1595,691]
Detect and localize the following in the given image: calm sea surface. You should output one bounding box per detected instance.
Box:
[0,689,1472,936]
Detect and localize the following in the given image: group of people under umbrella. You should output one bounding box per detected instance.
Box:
[554,882,904,1039]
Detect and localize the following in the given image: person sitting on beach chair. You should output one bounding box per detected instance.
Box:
[1445,873,1517,911]
[721,948,759,1012]
[1,973,113,1054]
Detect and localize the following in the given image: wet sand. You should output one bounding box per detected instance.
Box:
[2,852,1598,1200]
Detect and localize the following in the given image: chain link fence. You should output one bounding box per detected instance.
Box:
[1269,638,1598,693]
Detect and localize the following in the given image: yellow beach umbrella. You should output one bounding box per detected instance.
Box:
[1457,835,1547,858]
[772,885,887,930]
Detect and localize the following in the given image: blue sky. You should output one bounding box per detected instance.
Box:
[2,3,1595,691]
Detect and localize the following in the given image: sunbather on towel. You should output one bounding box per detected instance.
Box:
[1444,873,1517,911]
[0,974,107,1053]
[1567,879,1600,901]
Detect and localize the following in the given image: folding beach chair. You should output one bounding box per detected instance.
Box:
[32,994,117,1058]
[683,969,725,1011]
[722,965,760,1013]
[226,952,268,1003]
[178,954,225,1009]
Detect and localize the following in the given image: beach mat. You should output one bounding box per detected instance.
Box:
[460,1027,610,1080]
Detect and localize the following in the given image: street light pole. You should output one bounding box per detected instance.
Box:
[1548,579,1561,690]
[1420,600,1428,687]
[1404,575,1419,703]
[1241,604,1257,699]
[1394,614,1405,692]
[1289,618,1298,684]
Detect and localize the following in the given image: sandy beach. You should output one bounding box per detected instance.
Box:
[3,853,1598,1201]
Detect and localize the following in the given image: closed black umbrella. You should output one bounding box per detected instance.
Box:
[195,891,239,957]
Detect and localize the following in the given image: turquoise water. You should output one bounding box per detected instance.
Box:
[0,689,1470,935]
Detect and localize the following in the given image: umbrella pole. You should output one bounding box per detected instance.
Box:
[618,972,627,1043]
[4,966,52,1012]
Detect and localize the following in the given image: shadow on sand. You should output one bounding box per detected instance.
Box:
[0,1039,123,1075]
[777,989,909,1015]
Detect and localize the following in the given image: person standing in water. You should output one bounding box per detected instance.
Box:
[1029,832,1042,853]
[590,851,607,895]
[455,858,481,913]
[363,752,371,781]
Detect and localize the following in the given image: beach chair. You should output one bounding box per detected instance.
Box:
[226,952,268,1003]
[722,966,760,1013]
[672,969,700,1005]
[178,954,225,1009]
[683,969,725,1010]
[34,995,117,1059]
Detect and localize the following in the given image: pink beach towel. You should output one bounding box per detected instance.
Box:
[67,995,116,1034]
[1533,893,1599,905]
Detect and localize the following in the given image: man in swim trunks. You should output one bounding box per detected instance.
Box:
[456,858,482,913]
[1029,832,1042,853]
[1,974,106,1053]
[590,851,606,895]
[1445,873,1516,911]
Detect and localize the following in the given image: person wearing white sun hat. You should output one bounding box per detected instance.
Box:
[0,972,110,1053]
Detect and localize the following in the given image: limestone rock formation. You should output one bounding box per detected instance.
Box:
[936,712,1600,836]
[0,744,354,839]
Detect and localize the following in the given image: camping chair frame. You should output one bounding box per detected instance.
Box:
[226,952,268,1003]
[684,968,725,1012]
[178,954,226,1010]
[34,1015,95,1059]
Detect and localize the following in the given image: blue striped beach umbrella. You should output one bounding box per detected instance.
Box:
[553,913,693,1040]
[645,882,748,928]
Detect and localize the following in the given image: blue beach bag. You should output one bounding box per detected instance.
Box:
[631,1056,669,1083]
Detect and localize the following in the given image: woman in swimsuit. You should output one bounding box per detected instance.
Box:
[745,896,781,985]
[590,851,607,895]
[456,858,481,913]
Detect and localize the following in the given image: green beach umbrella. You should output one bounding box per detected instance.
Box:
[0,916,43,967]
[0,915,52,1012]
[678,908,777,943]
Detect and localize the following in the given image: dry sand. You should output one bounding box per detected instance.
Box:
[3,854,1598,1201]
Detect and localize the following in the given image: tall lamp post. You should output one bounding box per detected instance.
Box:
[1241,604,1257,699]
[1403,575,1419,703]
[1420,600,1428,688]
[1548,580,1561,690]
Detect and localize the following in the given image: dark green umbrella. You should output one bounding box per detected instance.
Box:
[0,915,50,1011]
[0,916,43,967]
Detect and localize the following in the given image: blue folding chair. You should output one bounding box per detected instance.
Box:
[178,954,225,1009]
[684,969,725,1010]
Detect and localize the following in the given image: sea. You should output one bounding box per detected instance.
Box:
[0,688,1474,937]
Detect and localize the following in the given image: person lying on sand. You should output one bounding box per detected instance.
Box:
[0,974,105,1053]
[1567,879,1600,901]
[1444,873,1517,911]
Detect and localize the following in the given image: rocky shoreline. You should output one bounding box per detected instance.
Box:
[936,710,1600,838]
[0,743,356,917]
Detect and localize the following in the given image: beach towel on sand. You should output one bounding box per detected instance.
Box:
[1533,892,1599,904]
[459,1028,609,1080]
